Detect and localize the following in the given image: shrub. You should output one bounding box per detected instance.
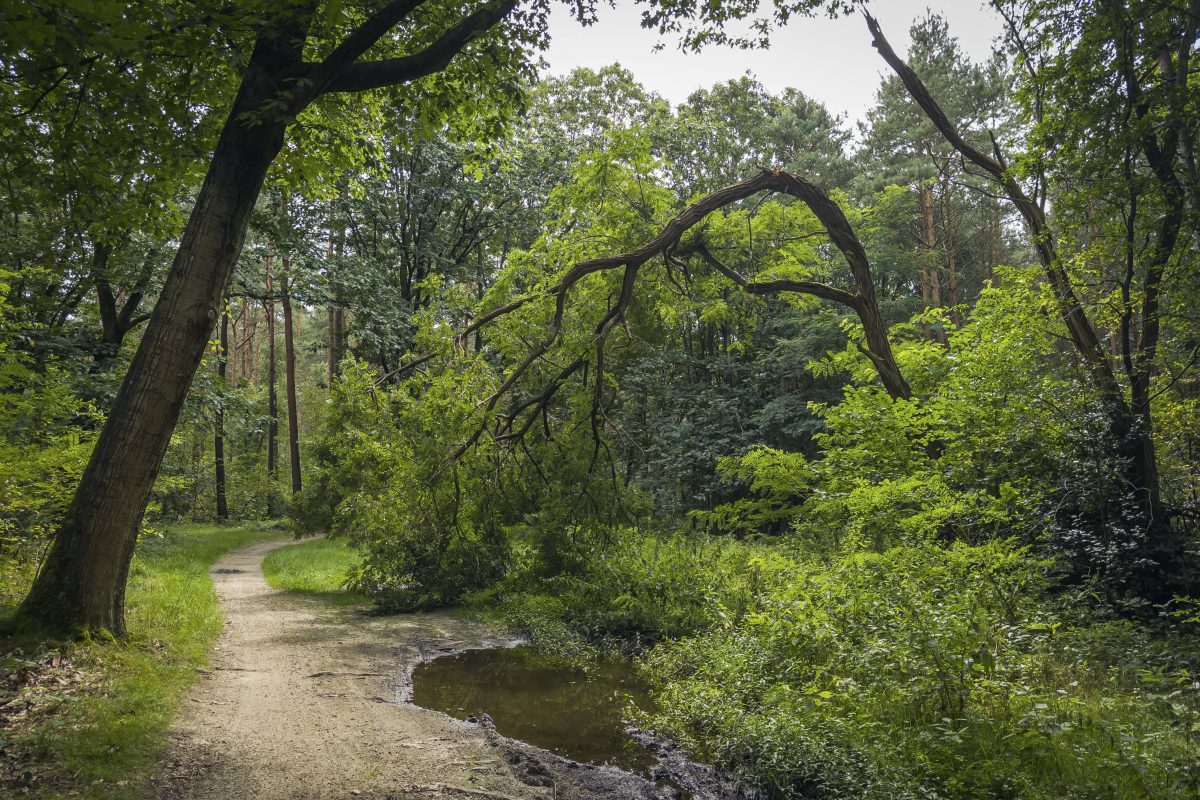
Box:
[642,540,1200,799]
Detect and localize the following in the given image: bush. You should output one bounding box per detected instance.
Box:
[641,540,1200,799]
[0,357,97,559]
[495,530,778,646]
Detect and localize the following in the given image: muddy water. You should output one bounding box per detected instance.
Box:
[410,646,657,773]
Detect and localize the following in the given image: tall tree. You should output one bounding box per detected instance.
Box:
[18,0,542,633]
[857,13,1007,319]
[265,257,281,517]
[280,257,302,496]
[667,76,852,195]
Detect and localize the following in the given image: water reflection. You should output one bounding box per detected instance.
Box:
[410,646,656,773]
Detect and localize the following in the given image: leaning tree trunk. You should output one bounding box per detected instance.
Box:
[15,0,524,634]
[865,10,1183,592]
[214,308,229,521]
[17,36,297,636]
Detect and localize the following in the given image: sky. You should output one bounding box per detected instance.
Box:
[542,1,1005,127]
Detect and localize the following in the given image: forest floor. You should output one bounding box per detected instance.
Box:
[153,538,676,800]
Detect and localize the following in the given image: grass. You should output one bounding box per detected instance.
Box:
[0,523,281,799]
[261,536,366,604]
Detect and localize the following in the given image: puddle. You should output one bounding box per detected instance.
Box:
[410,646,656,774]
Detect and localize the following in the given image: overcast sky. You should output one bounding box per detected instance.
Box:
[542,1,1005,127]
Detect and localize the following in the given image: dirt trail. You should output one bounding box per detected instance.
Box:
[155,538,672,800]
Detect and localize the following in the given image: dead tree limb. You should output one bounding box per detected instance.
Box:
[863,10,1123,411]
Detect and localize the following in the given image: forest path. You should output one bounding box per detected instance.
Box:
[154,537,665,800]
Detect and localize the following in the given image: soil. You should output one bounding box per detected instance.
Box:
[154,538,711,800]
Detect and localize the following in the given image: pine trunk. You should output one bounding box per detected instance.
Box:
[281,262,302,495]
[326,304,338,385]
[918,184,940,304]
[215,308,229,521]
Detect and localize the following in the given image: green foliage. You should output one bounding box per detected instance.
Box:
[0,275,98,556]
[476,592,597,664]
[703,267,1164,588]
[0,360,96,554]
[504,530,772,645]
[665,76,852,195]
[643,540,1200,799]
[300,361,513,609]
[4,6,1196,796]
[480,522,1200,798]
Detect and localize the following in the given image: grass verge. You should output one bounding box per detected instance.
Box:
[0,523,280,799]
[261,536,366,605]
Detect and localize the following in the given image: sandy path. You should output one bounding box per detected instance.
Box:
[154,538,669,800]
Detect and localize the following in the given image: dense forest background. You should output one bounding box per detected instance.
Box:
[3,0,1200,797]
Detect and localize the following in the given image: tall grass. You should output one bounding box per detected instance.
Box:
[260,536,366,604]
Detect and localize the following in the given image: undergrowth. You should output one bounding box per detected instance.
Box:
[480,530,1200,799]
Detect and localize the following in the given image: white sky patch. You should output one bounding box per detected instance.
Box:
[542,1,1005,126]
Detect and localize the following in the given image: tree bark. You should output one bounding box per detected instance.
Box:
[214,307,229,521]
[265,259,280,517]
[17,19,305,635]
[917,184,940,305]
[281,259,303,495]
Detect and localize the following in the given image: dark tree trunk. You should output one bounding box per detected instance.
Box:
[325,228,346,385]
[334,306,345,371]
[265,259,280,517]
[214,308,229,521]
[326,304,338,385]
[281,261,302,495]
[17,20,305,635]
[91,242,150,365]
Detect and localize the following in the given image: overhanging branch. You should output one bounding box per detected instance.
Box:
[303,0,427,98]
[442,168,914,461]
